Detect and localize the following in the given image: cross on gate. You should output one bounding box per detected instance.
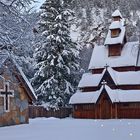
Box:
[101,80,107,88]
[104,64,109,70]
[0,82,14,112]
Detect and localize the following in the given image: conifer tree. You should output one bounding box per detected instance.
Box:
[32,0,80,109]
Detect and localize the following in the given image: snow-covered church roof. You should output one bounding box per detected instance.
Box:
[105,13,125,45]
[78,67,140,88]
[109,19,125,30]
[112,10,123,18]
[69,85,140,104]
[107,67,140,85]
[88,42,140,69]
[104,26,125,45]
[14,60,37,101]
[89,10,140,69]
[78,72,103,88]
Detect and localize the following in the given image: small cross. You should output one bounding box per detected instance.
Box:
[104,64,109,70]
[0,82,14,112]
[101,80,107,88]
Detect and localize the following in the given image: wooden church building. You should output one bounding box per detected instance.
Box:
[0,51,37,126]
[70,10,140,119]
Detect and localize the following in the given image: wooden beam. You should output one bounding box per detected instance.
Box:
[115,103,118,119]
[95,104,97,119]
[99,104,101,119]
[111,104,113,119]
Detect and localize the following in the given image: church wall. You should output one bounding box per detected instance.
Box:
[72,102,140,119]
[0,84,29,127]
[0,67,29,127]
[72,104,95,119]
[92,68,104,74]
[117,85,140,90]
[80,84,140,92]
[113,16,121,21]
[91,66,140,74]
[81,87,100,92]
[113,66,136,72]
[117,103,140,119]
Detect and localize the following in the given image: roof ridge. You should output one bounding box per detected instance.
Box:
[112,9,123,18]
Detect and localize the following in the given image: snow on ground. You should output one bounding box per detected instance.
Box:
[1,118,140,140]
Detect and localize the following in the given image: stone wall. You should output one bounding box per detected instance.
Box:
[0,63,29,127]
[0,85,29,127]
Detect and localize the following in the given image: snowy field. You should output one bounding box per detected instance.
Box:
[1,118,140,140]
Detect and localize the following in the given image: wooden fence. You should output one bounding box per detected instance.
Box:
[29,105,72,118]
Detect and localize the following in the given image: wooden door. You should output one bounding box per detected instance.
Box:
[100,93,111,119]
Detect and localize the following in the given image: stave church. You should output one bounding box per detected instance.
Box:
[70,10,140,119]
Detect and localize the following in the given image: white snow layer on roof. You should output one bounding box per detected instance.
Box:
[107,67,140,85]
[17,66,37,100]
[104,26,125,45]
[70,85,140,104]
[105,85,140,103]
[78,72,104,88]
[88,42,139,69]
[109,20,124,29]
[112,10,123,18]
[78,67,140,88]
[105,16,125,45]
[11,57,37,100]
[69,87,103,104]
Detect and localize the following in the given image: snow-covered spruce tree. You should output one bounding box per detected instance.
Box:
[32,0,80,110]
[0,0,37,78]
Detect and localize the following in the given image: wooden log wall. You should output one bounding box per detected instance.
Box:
[91,66,140,74]
[113,16,121,21]
[72,102,140,119]
[117,103,140,118]
[72,104,95,119]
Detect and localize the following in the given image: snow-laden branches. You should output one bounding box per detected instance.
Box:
[0,0,38,78]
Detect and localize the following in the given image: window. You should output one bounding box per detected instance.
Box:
[108,45,122,56]
[111,29,120,38]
